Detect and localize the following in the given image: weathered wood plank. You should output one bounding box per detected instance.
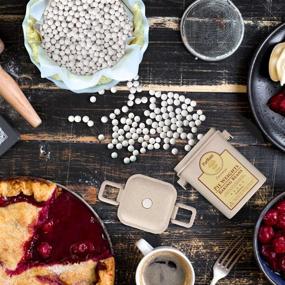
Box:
[0,90,272,146]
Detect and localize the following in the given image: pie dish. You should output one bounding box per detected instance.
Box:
[0,177,115,284]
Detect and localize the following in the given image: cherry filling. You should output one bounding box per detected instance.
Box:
[2,188,112,275]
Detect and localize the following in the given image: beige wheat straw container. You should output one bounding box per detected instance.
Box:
[175,128,266,219]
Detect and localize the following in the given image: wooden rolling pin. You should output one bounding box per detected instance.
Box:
[0,39,42,128]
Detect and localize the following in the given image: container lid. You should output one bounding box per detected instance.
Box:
[117,175,177,234]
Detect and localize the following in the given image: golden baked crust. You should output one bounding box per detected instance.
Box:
[96,257,115,285]
[0,202,40,270]
[0,178,56,202]
[0,258,115,285]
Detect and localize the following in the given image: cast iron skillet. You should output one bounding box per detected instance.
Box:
[248,23,285,151]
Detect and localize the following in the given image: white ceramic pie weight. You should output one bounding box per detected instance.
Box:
[98,174,197,234]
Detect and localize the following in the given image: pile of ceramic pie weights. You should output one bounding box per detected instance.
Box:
[40,0,133,75]
[96,78,206,164]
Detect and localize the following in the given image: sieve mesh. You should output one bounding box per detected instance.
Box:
[181,0,244,61]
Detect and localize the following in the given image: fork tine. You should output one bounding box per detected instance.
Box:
[217,236,244,265]
[225,245,245,269]
[227,249,244,271]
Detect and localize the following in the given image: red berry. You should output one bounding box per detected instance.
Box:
[42,220,54,234]
[277,213,285,230]
[78,243,88,253]
[268,90,285,116]
[280,256,285,272]
[276,200,285,213]
[259,226,275,244]
[37,242,52,258]
[274,237,285,254]
[268,251,279,272]
[261,245,274,258]
[264,209,278,226]
[70,241,95,256]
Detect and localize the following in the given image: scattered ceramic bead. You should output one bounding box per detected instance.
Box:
[140,147,146,153]
[195,120,201,126]
[82,116,89,123]
[111,87,117,93]
[133,150,139,156]
[171,148,178,155]
[128,145,134,152]
[137,86,143,92]
[111,152,118,159]
[109,113,116,120]
[187,133,193,140]
[98,89,105,95]
[185,98,191,105]
[68,115,75,122]
[122,106,129,113]
[107,143,114,149]
[98,134,105,141]
[147,144,154,150]
[116,143,123,150]
[154,143,160,149]
[135,98,141,105]
[189,139,195,146]
[74,115,81,123]
[87,120,94,127]
[130,155,136,162]
[200,114,206,121]
[185,145,191,152]
[123,157,130,164]
[197,133,203,140]
[90,96,96,103]
[141,97,148,104]
[127,81,133,88]
[180,133,187,140]
[163,144,170,150]
[192,113,199,120]
[128,94,135,101]
[101,116,108,123]
[112,119,119,126]
[114,109,120,115]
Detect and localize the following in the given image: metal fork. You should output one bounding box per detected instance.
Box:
[210,236,245,285]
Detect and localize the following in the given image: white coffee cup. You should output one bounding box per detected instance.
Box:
[135,239,195,285]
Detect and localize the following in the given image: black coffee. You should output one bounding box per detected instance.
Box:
[143,256,186,285]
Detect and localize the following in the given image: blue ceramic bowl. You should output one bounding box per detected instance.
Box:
[254,192,285,285]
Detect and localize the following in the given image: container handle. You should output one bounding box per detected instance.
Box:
[98,181,123,206]
[136,239,154,256]
[171,203,197,228]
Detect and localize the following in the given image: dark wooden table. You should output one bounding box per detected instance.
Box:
[0,0,285,284]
